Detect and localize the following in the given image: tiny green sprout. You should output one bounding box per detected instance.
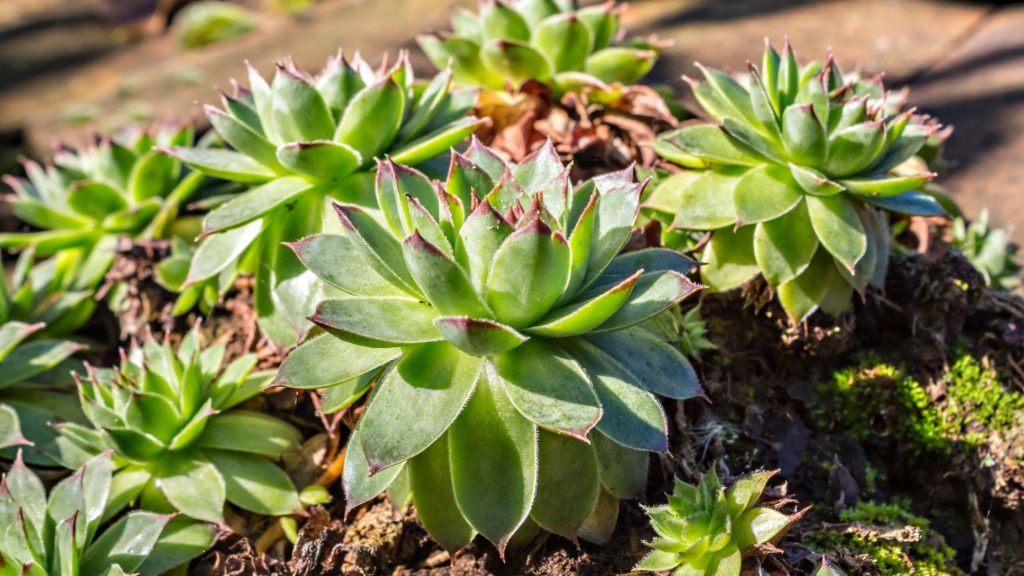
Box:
[299,485,332,506]
[0,451,216,576]
[649,40,948,322]
[51,327,301,523]
[813,557,847,576]
[951,209,1021,290]
[635,468,803,576]
[164,50,484,345]
[418,0,661,94]
[175,0,258,50]
[276,140,703,554]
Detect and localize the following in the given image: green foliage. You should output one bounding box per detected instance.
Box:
[808,498,961,576]
[417,0,660,93]
[165,51,484,345]
[819,353,1024,457]
[276,141,702,553]
[649,40,947,322]
[635,468,800,576]
[646,305,717,360]
[0,321,85,465]
[176,1,258,50]
[51,328,301,522]
[951,209,1021,290]
[1,247,103,338]
[0,451,216,576]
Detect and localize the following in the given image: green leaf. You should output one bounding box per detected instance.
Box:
[586,327,700,400]
[202,176,312,235]
[275,332,399,389]
[753,200,818,285]
[491,339,601,439]
[6,453,46,539]
[725,471,774,517]
[334,76,405,162]
[433,317,528,356]
[403,233,490,317]
[480,1,530,41]
[567,340,667,452]
[270,64,334,142]
[342,424,403,513]
[594,271,702,333]
[805,194,867,271]
[635,549,681,572]
[164,147,275,183]
[80,512,171,574]
[654,126,760,168]
[418,36,497,88]
[862,190,948,217]
[359,342,481,472]
[529,271,639,337]
[789,163,844,197]
[531,429,599,539]
[67,182,128,220]
[481,39,553,85]
[204,449,300,516]
[0,339,82,389]
[310,297,441,347]
[316,55,366,118]
[591,432,648,499]
[824,121,886,178]
[702,225,759,292]
[0,405,25,449]
[54,514,78,576]
[136,517,217,576]
[734,507,793,549]
[198,411,300,457]
[184,219,262,284]
[157,456,226,523]
[840,173,932,198]
[456,201,514,292]
[275,141,361,183]
[671,168,743,230]
[732,164,803,225]
[813,557,848,576]
[287,233,405,297]
[408,437,476,552]
[781,104,826,166]
[533,13,592,73]
[449,372,537,554]
[583,47,656,85]
[334,204,419,295]
[206,106,282,172]
[485,219,570,328]
[777,248,838,322]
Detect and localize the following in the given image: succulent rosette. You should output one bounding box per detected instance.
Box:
[276,140,702,552]
[636,469,802,576]
[0,321,85,465]
[0,124,203,275]
[165,51,484,345]
[417,0,660,94]
[51,328,301,523]
[0,451,216,576]
[648,41,948,321]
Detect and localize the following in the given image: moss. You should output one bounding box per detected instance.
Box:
[809,498,962,576]
[940,354,1024,449]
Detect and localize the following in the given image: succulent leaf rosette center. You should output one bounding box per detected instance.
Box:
[649,41,949,322]
[277,140,703,552]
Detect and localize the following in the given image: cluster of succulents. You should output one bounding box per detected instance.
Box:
[417,0,661,94]
[636,468,803,575]
[647,41,947,321]
[276,141,702,549]
[165,51,484,344]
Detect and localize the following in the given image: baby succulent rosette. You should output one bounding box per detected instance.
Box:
[277,141,702,552]
[418,0,660,94]
[0,124,203,272]
[0,451,216,576]
[1,246,103,339]
[0,321,85,466]
[51,329,302,523]
[166,51,484,345]
[636,469,802,576]
[648,41,948,322]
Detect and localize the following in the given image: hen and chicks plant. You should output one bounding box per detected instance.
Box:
[649,40,947,321]
[276,140,702,552]
[418,0,660,94]
[166,51,484,344]
[51,328,301,523]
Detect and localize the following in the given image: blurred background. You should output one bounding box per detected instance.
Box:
[1,0,1021,236]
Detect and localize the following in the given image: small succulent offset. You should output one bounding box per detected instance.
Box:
[650,41,947,321]
[0,451,216,576]
[277,141,702,552]
[166,51,484,345]
[418,0,660,94]
[0,321,85,465]
[1,247,105,339]
[0,124,203,271]
[951,209,1020,290]
[636,468,802,576]
[52,328,302,523]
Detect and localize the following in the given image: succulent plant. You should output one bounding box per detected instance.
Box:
[155,236,237,316]
[175,0,258,50]
[417,0,660,94]
[1,246,106,338]
[0,321,85,465]
[276,140,702,552]
[51,328,302,523]
[649,41,948,321]
[951,209,1020,290]
[164,51,484,345]
[635,468,801,576]
[0,451,216,576]
[0,124,203,268]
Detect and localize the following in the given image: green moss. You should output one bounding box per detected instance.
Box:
[809,498,961,576]
[941,355,1024,449]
